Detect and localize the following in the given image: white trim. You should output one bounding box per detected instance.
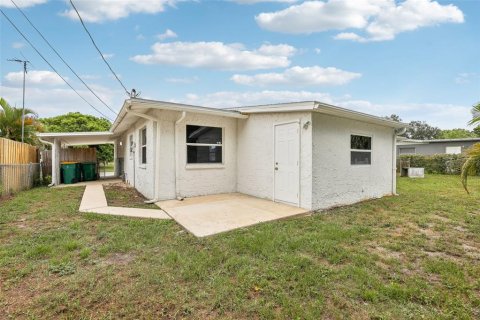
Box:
[139,126,147,166]
[185,164,225,170]
[185,124,225,165]
[350,133,372,166]
[273,120,301,207]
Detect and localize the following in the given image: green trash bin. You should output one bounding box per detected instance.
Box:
[61,162,81,184]
[81,162,97,181]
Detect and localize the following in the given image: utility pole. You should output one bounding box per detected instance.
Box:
[8,58,29,143]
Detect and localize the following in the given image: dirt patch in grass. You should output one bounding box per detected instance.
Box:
[103,183,159,209]
[100,253,136,266]
[0,193,14,203]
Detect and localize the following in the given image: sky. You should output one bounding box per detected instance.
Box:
[0,0,479,129]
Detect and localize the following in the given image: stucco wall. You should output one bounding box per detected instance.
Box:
[121,117,156,199]
[397,141,478,155]
[236,112,312,209]
[312,113,394,210]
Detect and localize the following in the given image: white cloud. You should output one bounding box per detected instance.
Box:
[102,53,114,59]
[180,90,334,107]
[136,34,146,41]
[177,90,471,129]
[334,32,365,41]
[454,73,478,85]
[157,29,178,40]
[0,82,121,119]
[257,43,296,57]
[4,70,66,86]
[0,0,47,8]
[11,42,26,49]
[256,0,464,42]
[231,65,361,86]
[165,76,199,84]
[131,42,296,70]
[232,0,298,4]
[314,48,321,54]
[61,0,178,23]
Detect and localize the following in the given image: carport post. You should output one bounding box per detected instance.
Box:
[113,140,118,177]
[52,138,61,185]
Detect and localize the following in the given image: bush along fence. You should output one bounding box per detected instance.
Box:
[399,154,480,175]
[0,138,41,196]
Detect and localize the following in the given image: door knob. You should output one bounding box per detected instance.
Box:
[274,167,278,170]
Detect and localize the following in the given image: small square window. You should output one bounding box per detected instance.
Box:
[351,135,372,165]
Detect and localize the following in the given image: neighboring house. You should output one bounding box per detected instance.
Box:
[397,138,480,156]
[39,99,406,211]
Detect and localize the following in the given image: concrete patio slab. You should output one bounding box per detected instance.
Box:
[156,193,308,237]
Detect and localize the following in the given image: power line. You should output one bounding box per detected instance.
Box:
[69,0,131,96]
[0,8,112,121]
[11,0,117,116]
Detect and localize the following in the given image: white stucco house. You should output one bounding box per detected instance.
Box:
[39,99,407,211]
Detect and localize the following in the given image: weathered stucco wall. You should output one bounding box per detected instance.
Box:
[121,116,156,199]
[312,113,394,210]
[236,112,312,209]
[175,112,238,198]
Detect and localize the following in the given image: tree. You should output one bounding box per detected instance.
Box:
[405,121,441,140]
[461,102,480,192]
[438,128,476,139]
[0,97,42,145]
[384,114,402,122]
[473,126,480,137]
[40,112,113,165]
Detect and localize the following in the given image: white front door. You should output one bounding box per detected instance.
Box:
[274,121,300,206]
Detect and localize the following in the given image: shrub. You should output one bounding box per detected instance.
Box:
[399,154,480,175]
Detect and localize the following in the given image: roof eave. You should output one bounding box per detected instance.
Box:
[313,101,408,129]
[110,98,248,134]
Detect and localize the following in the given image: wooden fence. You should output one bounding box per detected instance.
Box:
[0,137,38,164]
[0,138,40,196]
[41,148,97,177]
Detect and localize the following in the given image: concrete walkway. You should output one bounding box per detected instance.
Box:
[157,193,308,237]
[79,183,171,219]
[75,181,308,237]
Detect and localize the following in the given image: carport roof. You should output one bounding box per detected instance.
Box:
[37,131,114,146]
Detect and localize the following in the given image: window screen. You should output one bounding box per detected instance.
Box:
[186,125,223,164]
[351,135,372,165]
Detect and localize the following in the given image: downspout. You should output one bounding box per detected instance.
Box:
[125,106,160,203]
[392,127,407,195]
[174,111,186,200]
[38,138,55,187]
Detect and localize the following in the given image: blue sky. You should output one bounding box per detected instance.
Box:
[0,0,478,129]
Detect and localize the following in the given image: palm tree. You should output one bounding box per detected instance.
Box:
[0,97,42,145]
[461,102,480,193]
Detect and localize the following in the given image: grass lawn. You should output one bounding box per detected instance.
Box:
[1,175,480,319]
[99,162,114,172]
[103,183,160,209]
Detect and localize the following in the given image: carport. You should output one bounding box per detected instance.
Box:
[37,132,119,185]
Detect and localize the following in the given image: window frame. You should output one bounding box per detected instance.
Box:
[350,133,372,166]
[139,127,147,165]
[445,146,462,155]
[185,124,224,166]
